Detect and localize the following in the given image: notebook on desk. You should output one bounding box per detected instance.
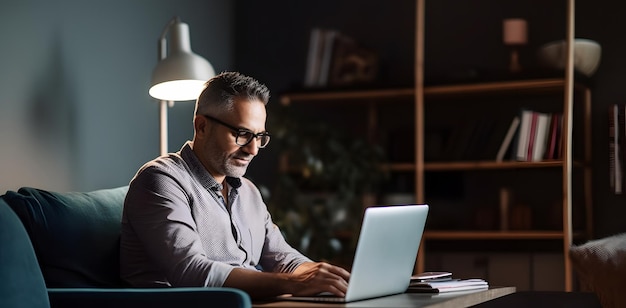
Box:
[278,204,429,303]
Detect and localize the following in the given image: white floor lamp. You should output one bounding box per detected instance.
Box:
[149,16,215,156]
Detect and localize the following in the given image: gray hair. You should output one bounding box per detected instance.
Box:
[194,71,270,117]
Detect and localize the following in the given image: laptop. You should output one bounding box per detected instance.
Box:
[278,204,429,303]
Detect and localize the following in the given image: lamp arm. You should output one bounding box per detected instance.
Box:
[157,16,180,60]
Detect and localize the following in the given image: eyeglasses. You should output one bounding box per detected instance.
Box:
[203,115,271,148]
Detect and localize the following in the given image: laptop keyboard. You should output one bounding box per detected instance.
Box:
[310,294,345,302]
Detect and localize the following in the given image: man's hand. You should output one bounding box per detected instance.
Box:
[289,262,351,297]
[223,262,350,299]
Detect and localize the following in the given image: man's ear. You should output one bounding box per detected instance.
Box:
[194,115,208,137]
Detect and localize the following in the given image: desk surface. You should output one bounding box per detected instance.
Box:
[253,287,516,308]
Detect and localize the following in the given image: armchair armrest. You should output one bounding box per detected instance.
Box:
[47,287,251,308]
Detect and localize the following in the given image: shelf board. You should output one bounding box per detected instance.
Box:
[423,78,570,96]
[279,78,587,105]
[280,88,414,105]
[424,160,566,171]
[424,230,583,240]
[385,160,573,172]
[385,163,417,172]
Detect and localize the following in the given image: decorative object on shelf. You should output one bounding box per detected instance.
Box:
[304,28,378,88]
[499,187,511,231]
[502,18,528,73]
[328,35,379,87]
[509,203,532,230]
[149,16,215,156]
[537,39,602,77]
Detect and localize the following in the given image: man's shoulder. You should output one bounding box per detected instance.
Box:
[138,153,187,173]
[131,154,192,187]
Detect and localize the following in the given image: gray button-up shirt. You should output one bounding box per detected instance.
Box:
[120,141,310,287]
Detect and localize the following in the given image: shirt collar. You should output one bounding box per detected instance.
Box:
[179,141,242,191]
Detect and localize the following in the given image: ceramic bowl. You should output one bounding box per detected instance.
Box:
[537,39,601,77]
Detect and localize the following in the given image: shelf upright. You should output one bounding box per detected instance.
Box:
[562,0,575,292]
[414,0,426,276]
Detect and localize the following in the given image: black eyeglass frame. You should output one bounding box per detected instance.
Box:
[203,115,271,148]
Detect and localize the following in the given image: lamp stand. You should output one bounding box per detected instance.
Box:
[159,100,175,156]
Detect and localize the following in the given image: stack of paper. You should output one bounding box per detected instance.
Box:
[408,278,489,293]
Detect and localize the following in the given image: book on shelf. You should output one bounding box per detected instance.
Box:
[512,108,562,162]
[531,112,551,162]
[549,113,564,160]
[515,109,534,161]
[496,116,520,162]
[304,28,323,88]
[544,113,560,160]
[446,119,479,160]
[481,116,515,161]
[317,30,340,87]
[526,111,539,161]
[424,125,452,161]
[609,104,624,194]
[620,104,626,194]
[465,117,496,160]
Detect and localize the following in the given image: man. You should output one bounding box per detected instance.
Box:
[120,71,350,299]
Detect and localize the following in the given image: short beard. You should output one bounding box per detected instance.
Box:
[210,149,250,178]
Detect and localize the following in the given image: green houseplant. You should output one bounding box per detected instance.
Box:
[265,104,388,263]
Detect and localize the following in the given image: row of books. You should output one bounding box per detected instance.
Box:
[609,104,624,194]
[304,28,379,88]
[497,109,564,162]
[419,109,563,162]
[419,116,517,162]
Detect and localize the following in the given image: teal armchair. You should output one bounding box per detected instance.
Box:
[0,187,251,308]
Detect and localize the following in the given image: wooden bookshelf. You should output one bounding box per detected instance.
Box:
[280,75,592,290]
[413,0,586,292]
[279,0,588,293]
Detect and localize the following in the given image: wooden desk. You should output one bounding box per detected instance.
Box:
[253,287,516,308]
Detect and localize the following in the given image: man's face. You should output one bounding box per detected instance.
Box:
[194,98,267,182]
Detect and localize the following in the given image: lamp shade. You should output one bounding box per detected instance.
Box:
[149,20,215,101]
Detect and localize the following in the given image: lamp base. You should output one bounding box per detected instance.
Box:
[509,49,522,73]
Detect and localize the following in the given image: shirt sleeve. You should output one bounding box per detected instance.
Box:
[260,217,313,273]
[123,166,234,287]
[237,179,312,273]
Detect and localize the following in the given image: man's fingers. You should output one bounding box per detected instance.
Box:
[320,263,351,282]
[291,262,351,297]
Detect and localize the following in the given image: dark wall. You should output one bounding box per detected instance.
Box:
[0,0,233,192]
[235,0,626,238]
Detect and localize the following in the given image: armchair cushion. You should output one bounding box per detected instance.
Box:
[2,186,128,287]
[0,198,50,308]
[47,287,251,308]
[1,187,253,308]
[570,233,626,308]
